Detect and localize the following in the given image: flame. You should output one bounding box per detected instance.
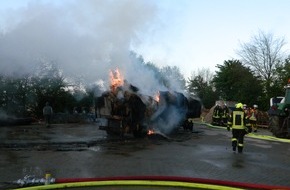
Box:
[147,129,155,135]
[109,68,124,91]
[154,91,160,102]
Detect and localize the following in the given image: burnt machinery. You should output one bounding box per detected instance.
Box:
[96,83,202,137]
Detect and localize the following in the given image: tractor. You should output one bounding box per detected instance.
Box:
[268,80,290,138]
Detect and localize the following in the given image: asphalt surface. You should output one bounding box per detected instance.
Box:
[0,122,290,189]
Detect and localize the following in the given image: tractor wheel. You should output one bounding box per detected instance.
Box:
[268,115,280,137]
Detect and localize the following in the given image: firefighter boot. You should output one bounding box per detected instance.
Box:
[233,146,236,152]
[232,140,237,152]
[238,146,243,153]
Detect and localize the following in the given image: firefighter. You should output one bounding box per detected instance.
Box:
[227,103,251,153]
[212,104,221,126]
[243,104,248,115]
[220,103,229,127]
[249,104,259,132]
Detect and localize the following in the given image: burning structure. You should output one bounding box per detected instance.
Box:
[96,69,202,137]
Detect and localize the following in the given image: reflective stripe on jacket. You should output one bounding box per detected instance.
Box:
[232,110,245,129]
[213,106,221,118]
[249,108,257,121]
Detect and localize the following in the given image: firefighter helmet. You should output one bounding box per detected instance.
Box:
[235,103,243,109]
[243,104,247,109]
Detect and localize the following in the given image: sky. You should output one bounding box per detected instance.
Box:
[0,0,290,93]
[137,0,290,77]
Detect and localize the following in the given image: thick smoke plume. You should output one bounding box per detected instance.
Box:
[0,0,192,133]
[0,0,175,95]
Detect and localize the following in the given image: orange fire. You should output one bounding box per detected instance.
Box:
[147,129,155,135]
[109,68,124,91]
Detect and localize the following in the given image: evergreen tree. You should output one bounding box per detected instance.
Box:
[213,60,263,109]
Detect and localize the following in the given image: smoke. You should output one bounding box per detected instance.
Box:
[152,106,184,134]
[0,0,160,90]
[149,91,189,134]
[0,0,193,133]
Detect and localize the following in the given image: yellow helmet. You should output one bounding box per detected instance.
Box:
[235,103,243,109]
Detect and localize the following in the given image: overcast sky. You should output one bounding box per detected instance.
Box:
[136,0,290,78]
[0,0,290,82]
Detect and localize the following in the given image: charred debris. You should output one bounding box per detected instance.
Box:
[96,80,202,138]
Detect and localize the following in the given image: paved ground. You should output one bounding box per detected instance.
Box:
[0,122,290,189]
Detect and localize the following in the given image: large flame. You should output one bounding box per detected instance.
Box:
[109,68,124,91]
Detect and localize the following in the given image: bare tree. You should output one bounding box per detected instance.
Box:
[160,66,186,90]
[187,68,217,108]
[189,68,214,84]
[237,31,286,84]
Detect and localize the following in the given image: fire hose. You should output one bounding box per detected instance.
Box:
[6,123,290,189]
[198,122,290,143]
[11,175,290,190]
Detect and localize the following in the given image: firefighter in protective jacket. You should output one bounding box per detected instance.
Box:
[227,103,251,153]
[220,104,229,127]
[212,104,221,126]
[249,104,259,132]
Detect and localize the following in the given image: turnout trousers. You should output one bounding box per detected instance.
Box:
[231,129,246,153]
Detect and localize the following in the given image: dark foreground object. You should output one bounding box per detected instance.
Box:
[0,117,35,126]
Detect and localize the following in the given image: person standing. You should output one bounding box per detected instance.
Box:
[227,103,250,153]
[43,102,53,127]
[249,104,259,132]
[243,104,249,115]
[220,103,229,127]
[212,104,221,126]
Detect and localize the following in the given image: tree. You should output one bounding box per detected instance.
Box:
[144,62,165,85]
[212,60,263,108]
[187,68,218,109]
[32,62,75,116]
[190,68,214,85]
[129,52,186,91]
[237,31,286,94]
[271,57,290,97]
[160,66,186,91]
[0,74,36,117]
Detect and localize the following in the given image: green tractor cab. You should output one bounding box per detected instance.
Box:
[268,82,290,138]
